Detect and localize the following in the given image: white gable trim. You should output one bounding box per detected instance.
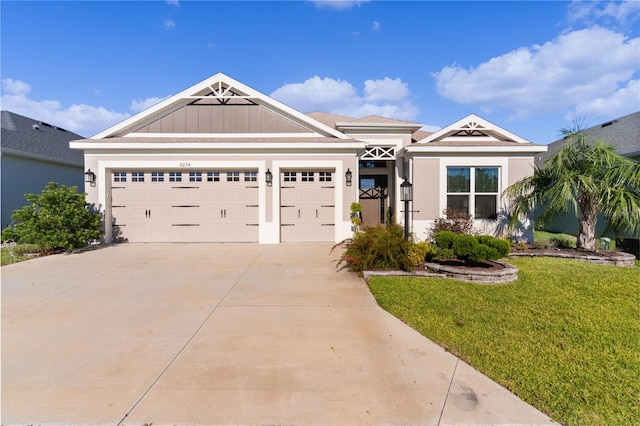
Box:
[422,114,532,145]
[92,72,350,140]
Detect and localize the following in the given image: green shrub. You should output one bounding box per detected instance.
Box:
[409,241,436,266]
[433,232,508,264]
[10,182,102,251]
[477,235,510,258]
[337,224,413,272]
[1,226,16,243]
[434,230,456,249]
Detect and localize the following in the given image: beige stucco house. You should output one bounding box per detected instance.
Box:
[70,72,546,244]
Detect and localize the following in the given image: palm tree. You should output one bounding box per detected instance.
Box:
[504,129,640,251]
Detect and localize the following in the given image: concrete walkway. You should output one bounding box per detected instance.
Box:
[1,244,557,425]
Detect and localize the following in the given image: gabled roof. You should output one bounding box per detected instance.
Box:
[92,72,350,140]
[1,110,84,165]
[404,114,546,154]
[542,111,639,160]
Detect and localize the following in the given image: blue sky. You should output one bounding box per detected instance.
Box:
[1,1,639,144]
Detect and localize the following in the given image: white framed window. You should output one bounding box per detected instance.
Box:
[189,172,202,182]
[227,172,240,182]
[207,172,220,182]
[284,172,297,182]
[131,172,145,182]
[244,172,257,182]
[169,172,182,182]
[151,172,164,182]
[114,172,127,182]
[319,171,332,182]
[301,172,314,182]
[446,166,499,219]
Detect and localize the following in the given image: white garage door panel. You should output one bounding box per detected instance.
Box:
[111,171,258,243]
[280,171,335,243]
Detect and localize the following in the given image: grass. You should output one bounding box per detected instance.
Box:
[1,244,45,266]
[368,257,639,426]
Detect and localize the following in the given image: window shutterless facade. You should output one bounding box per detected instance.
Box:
[446,167,499,219]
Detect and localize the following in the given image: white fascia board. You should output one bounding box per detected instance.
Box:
[92,72,350,140]
[403,145,548,154]
[127,132,322,138]
[336,121,423,132]
[69,141,366,151]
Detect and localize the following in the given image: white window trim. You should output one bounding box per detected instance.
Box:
[439,158,508,221]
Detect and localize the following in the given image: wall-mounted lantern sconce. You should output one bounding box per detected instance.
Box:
[84,169,96,187]
[265,169,273,187]
[400,178,413,240]
[345,168,352,187]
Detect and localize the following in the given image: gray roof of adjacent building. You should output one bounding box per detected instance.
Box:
[1,110,85,165]
[539,111,640,165]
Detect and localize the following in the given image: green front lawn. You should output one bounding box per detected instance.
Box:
[368,257,639,426]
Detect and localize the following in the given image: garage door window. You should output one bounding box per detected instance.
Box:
[189,172,203,182]
[301,172,314,182]
[284,172,297,182]
[132,172,145,182]
[227,172,240,182]
[151,172,164,182]
[169,172,182,182]
[114,172,126,182]
[319,172,332,182]
[244,172,257,182]
[207,172,220,182]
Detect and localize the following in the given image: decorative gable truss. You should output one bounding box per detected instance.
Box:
[420,114,532,145]
[92,73,350,140]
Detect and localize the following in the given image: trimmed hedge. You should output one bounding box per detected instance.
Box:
[432,231,510,264]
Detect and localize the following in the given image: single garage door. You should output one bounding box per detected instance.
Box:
[280,170,335,242]
[111,170,258,242]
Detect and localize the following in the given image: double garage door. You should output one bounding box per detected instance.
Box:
[110,170,335,243]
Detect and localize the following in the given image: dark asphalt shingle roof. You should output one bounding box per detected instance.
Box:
[537,111,640,166]
[1,110,85,165]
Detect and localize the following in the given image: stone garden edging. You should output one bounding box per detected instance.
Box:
[508,250,636,267]
[363,260,518,284]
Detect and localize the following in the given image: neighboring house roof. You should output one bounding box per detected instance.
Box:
[1,110,85,166]
[538,111,640,165]
[404,114,546,154]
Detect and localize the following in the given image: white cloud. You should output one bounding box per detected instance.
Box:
[271,75,420,121]
[568,0,640,27]
[1,78,130,137]
[130,96,169,113]
[162,19,175,30]
[569,79,640,119]
[433,26,639,119]
[372,20,381,32]
[166,0,179,6]
[310,0,369,10]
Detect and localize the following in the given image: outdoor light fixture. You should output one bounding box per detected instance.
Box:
[400,178,413,202]
[345,168,352,187]
[265,169,273,187]
[400,178,413,240]
[84,169,96,187]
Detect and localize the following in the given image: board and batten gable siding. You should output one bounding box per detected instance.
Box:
[412,157,440,221]
[136,104,313,134]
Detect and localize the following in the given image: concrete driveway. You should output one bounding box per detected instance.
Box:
[2,244,556,425]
